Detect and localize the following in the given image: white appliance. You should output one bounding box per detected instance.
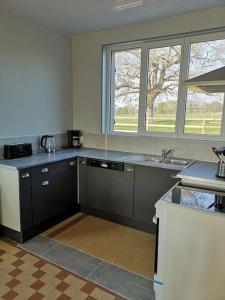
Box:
[153,184,225,300]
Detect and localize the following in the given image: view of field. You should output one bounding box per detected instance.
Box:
[114,114,222,135]
[113,38,225,136]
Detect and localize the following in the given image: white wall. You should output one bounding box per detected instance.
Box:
[72,6,225,162]
[0,9,73,137]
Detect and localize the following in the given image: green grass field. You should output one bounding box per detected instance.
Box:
[114,115,221,135]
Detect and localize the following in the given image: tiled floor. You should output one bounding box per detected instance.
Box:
[19,235,155,300]
[0,238,125,300]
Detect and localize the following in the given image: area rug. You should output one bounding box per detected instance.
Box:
[43,214,155,278]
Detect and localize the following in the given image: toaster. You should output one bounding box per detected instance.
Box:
[4,143,33,159]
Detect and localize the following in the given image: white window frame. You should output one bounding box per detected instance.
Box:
[102,31,225,141]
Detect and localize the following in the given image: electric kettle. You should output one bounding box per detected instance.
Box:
[41,135,56,153]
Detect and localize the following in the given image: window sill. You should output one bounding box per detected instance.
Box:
[106,131,225,142]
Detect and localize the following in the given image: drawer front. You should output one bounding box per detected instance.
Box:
[50,158,77,177]
[31,163,51,179]
[31,158,77,179]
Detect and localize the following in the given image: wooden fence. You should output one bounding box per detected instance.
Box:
[114,116,221,134]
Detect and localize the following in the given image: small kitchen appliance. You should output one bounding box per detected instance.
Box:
[4,143,32,159]
[67,130,82,149]
[212,146,225,178]
[41,135,56,153]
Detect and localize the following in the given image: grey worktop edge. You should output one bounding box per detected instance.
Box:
[0,148,188,171]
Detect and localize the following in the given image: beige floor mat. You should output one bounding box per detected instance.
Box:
[43,214,155,278]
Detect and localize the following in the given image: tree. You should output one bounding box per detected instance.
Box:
[147,46,180,119]
[114,39,225,121]
[115,49,141,115]
[114,46,181,120]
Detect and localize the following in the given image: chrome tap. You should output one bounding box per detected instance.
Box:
[161,149,174,159]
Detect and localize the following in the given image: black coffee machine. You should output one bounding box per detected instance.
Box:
[67,130,82,149]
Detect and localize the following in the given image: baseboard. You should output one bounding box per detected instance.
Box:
[21,207,80,243]
[0,206,80,244]
[0,225,22,243]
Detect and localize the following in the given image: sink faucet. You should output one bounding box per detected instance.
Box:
[161,149,174,159]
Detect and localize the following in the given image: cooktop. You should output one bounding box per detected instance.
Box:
[162,183,225,214]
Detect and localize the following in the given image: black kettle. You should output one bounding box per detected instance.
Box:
[41,135,56,153]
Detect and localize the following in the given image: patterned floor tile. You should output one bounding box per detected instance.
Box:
[2,289,18,300]
[91,287,115,300]
[0,238,125,300]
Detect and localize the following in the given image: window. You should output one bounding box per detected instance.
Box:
[113,48,141,132]
[146,45,181,133]
[184,39,225,135]
[104,32,225,140]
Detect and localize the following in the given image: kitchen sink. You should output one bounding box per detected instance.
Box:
[121,154,162,163]
[143,156,162,163]
[121,154,194,168]
[160,158,191,166]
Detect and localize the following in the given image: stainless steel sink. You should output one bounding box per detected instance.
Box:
[143,156,162,163]
[121,153,194,168]
[160,158,191,166]
[121,154,162,163]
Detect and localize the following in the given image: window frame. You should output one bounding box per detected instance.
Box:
[109,45,143,134]
[180,32,225,140]
[103,31,225,141]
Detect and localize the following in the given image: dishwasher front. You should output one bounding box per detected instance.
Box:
[78,157,134,218]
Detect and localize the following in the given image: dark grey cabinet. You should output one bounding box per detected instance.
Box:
[19,169,33,232]
[32,176,52,226]
[133,165,179,233]
[17,155,180,243]
[19,158,78,241]
[79,157,180,233]
[79,158,134,218]
[31,159,78,226]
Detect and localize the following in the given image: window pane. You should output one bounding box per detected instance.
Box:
[146,45,181,133]
[113,48,141,132]
[184,39,225,135]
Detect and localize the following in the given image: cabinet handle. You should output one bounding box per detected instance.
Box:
[100,163,108,168]
[126,167,134,172]
[41,167,48,173]
[69,161,76,166]
[42,180,49,186]
[21,172,30,178]
[81,160,86,165]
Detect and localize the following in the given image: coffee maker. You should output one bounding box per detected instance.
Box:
[67,130,82,149]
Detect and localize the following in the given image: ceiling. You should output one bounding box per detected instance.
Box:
[0,0,224,36]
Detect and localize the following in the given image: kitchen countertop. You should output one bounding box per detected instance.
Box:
[0,147,191,171]
[160,183,225,216]
[177,161,225,190]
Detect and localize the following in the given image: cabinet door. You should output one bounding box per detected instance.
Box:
[19,169,33,231]
[31,159,77,226]
[79,159,134,218]
[32,177,52,226]
[134,166,179,232]
[51,159,77,213]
